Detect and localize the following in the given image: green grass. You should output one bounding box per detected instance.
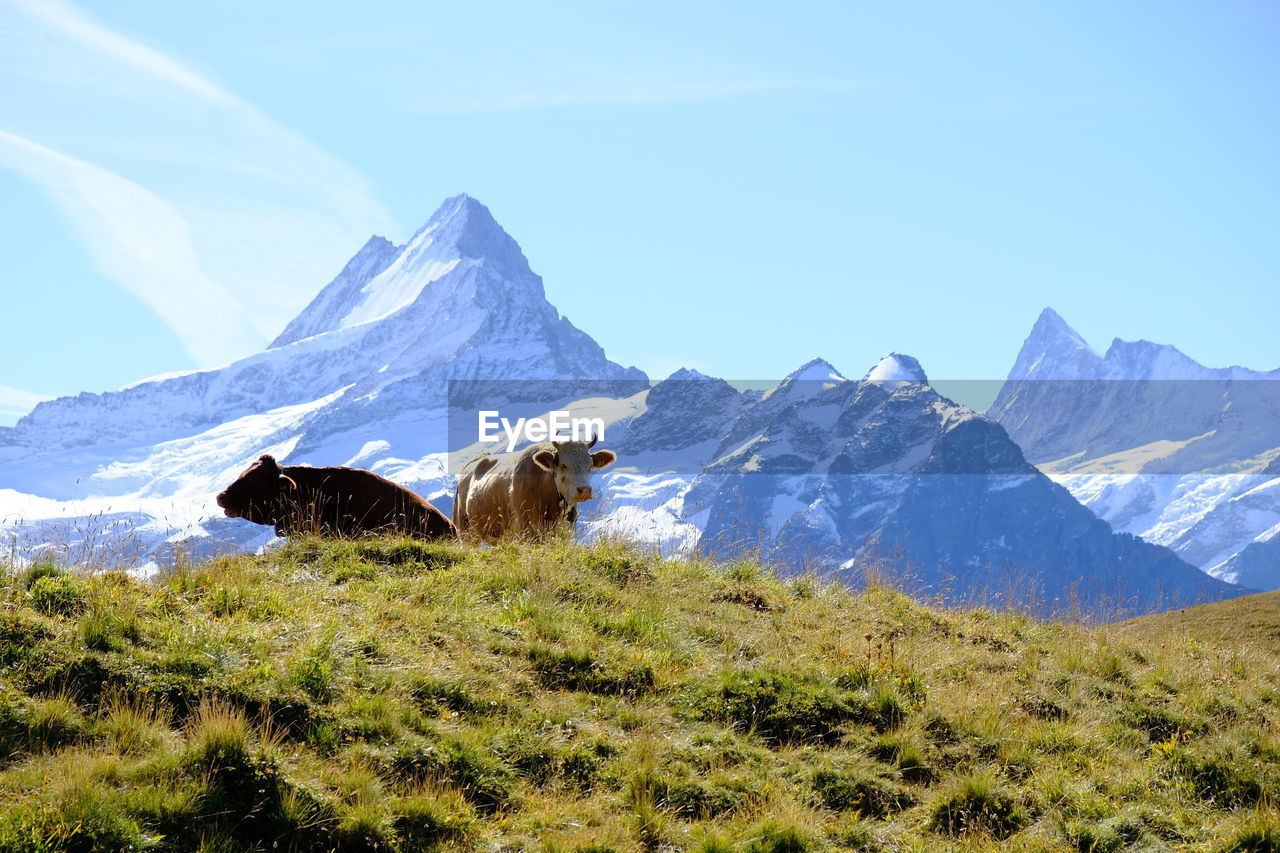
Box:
[0,536,1277,851]
[1113,590,1280,652]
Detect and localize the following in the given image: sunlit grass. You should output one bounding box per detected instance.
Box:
[0,535,1276,850]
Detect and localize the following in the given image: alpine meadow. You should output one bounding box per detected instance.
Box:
[1,539,1278,851]
[3,2,1279,851]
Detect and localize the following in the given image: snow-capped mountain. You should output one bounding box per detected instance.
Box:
[0,195,643,560]
[602,355,1234,616]
[989,308,1280,589]
[3,195,640,460]
[0,206,1247,614]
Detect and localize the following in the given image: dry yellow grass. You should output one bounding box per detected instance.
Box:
[1111,590,1280,655]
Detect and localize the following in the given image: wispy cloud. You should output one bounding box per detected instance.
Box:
[0,131,262,365]
[0,0,398,366]
[10,0,237,106]
[0,383,51,426]
[403,10,856,116]
[0,384,51,417]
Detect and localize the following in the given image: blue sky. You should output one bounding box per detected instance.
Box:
[1,0,1277,424]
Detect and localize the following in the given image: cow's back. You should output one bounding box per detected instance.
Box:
[454,447,562,541]
[282,465,454,539]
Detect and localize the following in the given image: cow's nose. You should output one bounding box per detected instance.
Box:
[215,492,227,508]
[576,485,593,501]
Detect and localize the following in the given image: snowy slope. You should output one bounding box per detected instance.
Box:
[270,236,401,348]
[989,308,1280,588]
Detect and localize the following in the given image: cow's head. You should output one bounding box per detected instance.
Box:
[532,436,616,505]
[216,454,299,527]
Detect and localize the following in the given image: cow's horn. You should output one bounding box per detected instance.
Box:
[587,431,598,448]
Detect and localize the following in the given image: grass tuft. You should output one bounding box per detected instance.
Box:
[928,768,1028,839]
[528,644,656,696]
[26,575,85,617]
[1217,810,1280,853]
[689,668,900,745]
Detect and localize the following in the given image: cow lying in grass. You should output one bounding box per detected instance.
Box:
[216,454,456,540]
[453,437,616,541]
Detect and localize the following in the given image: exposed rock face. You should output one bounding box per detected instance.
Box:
[988,307,1280,589]
[621,369,745,454]
[671,365,1239,616]
[1213,535,1280,589]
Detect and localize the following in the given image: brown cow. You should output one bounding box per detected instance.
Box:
[216,454,456,540]
[453,437,616,541]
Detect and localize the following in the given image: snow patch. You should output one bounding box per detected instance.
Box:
[865,354,927,384]
[340,257,462,329]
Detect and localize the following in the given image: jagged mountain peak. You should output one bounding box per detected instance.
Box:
[865,353,927,384]
[271,234,402,348]
[622,368,742,454]
[406,193,489,237]
[360,234,397,254]
[783,358,847,384]
[1007,307,1102,380]
[662,367,715,382]
[405,194,525,267]
[3,194,642,456]
[1032,306,1090,345]
[759,358,846,406]
[273,194,541,348]
[1101,337,1216,380]
[1010,309,1279,382]
[990,308,1280,592]
[647,368,739,405]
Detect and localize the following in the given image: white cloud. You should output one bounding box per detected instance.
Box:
[0,131,262,365]
[0,384,51,416]
[401,13,856,116]
[0,383,51,426]
[0,0,398,364]
[9,0,237,106]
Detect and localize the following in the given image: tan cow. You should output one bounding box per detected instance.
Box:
[453,437,616,541]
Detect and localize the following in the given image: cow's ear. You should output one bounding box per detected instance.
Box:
[532,450,557,471]
[590,450,617,470]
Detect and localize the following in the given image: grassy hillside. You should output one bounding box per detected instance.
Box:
[1112,591,1280,654]
[1,539,1278,852]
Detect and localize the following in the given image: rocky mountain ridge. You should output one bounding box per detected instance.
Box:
[0,204,1250,613]
[989,308,1280,589]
